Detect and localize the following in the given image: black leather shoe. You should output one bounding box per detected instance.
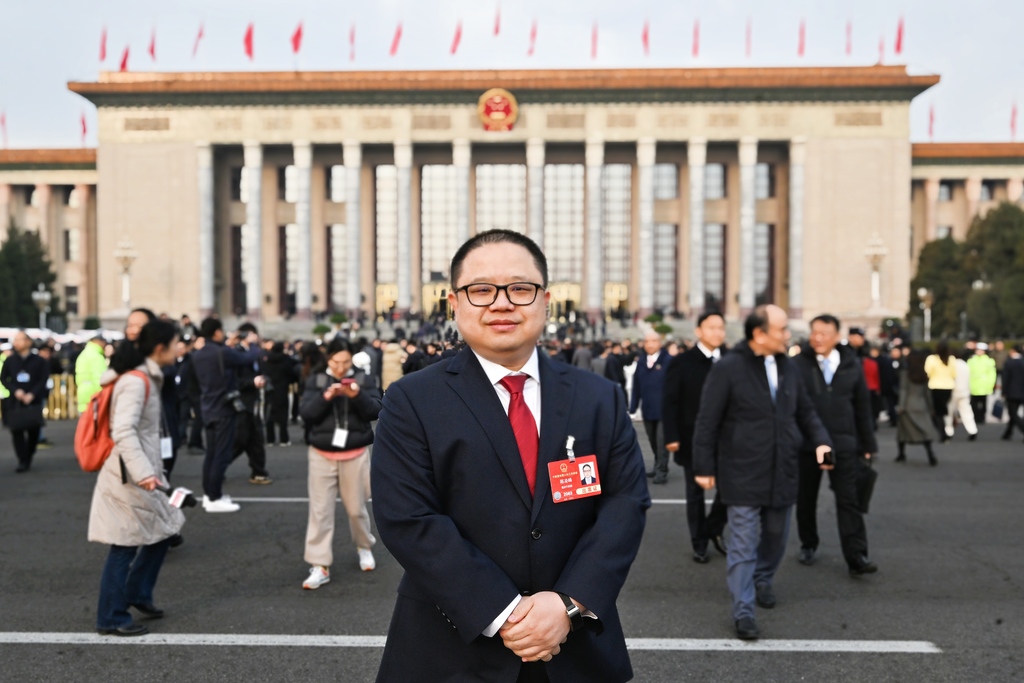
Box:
[130,604,165,618]
[692,551,710,564]
[168,534,184,548]
[711,535,727,556]
[735,617,759,640]
[15,463,30,473]
[652,477,668,485]
[969,433,977,441]
[849,556,878,575]
[646,470,656,478]
[98,623,149,637]
[798,547,817,566]
[755,583,776,609]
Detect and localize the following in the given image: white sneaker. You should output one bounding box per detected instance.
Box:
[202,494,233,508]
[358,548,376,571]
[204,497,240,513]
[303,566,330,589]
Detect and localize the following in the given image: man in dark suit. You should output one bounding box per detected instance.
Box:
[662,311,728,563]
[693,305,832,641]
[792,314,878,575]
[629,330,672,483]
[1001,345,1024,440]
[372,229,650,683]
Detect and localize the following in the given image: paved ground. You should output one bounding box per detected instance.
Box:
[1,419,1022,682]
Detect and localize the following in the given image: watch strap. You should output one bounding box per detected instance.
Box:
[555,592,584,632]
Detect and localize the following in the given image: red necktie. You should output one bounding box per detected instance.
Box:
[499,375,539,496]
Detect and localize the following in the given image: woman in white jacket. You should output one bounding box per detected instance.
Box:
[89,320,184,636]
[947,353,979,441]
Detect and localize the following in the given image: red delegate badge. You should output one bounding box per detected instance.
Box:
[547,437,602,503]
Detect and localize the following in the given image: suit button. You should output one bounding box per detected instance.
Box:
[531,528,542,540]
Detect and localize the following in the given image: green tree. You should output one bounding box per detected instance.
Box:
[962,203,1024,337]
[0,221,62,327]
[910,235,967,338]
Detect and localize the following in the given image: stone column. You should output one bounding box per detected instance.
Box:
[1008,178,1024,203]
[196,142,215,317]
[343,141,362,317]
[0,183,10,242]
[923,177,940,242]
[76,183,97,319]
[788,137,806,319]
[687,138,707,314]
[636,138,656,317]
[585,138,605,321]
[293,141,313,319]
[243,141,263,320]
[526,138,545,248]
[395,139,413,313]
[965,176,982,224]
[738,137,758,315]
[453,139,472,245]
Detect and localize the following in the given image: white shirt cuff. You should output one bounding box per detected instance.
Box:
[482,595,522,638]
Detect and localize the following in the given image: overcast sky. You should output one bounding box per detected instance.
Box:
[2,0,1021,148]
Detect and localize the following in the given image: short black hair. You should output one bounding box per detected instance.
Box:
[449,229,548,289]
[325,337,353,358]
[744,305,771,341]
[200,317,223,339]
[810,314,841,331]
[237,322,259,335]
[697,311,724,327]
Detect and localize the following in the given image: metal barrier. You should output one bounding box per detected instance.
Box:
[0,374,80,422]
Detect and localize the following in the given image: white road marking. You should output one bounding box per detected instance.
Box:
[0,633,941,653]
[230,497,691,504]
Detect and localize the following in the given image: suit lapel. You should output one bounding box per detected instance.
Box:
[531,353,575,524]
[445,349,533,512]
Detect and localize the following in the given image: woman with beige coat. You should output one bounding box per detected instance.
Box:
[89,320,184,637]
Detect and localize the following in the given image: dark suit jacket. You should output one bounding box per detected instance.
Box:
[693,343,831,508]
[792,345,878,455]
[628,350,671,420]
[371,348,650,683]
[662,346,722,467]
[1003,356,1024,401]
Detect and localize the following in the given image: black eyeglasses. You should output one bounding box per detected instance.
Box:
[455,282,544,307]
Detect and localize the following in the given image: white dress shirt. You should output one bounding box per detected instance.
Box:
[816,348,840,385]
[765,355,778,396]
[697,342,721,362]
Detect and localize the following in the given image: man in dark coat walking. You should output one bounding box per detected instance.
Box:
[693,305,832,640]
[793,315,878,575]
[1001,345,1024,440]
[662,311,728,563]
[629,330,672,483]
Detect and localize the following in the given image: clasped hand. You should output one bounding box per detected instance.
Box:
[499,591,572,663]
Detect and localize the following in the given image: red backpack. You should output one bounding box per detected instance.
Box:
[74,370,151,472]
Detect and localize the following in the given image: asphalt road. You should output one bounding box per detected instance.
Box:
[1,419,1022,682]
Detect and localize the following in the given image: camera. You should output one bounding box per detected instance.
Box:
[225,389,246,413]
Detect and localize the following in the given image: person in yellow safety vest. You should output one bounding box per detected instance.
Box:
[75,335,109,412]
[967,343,998,430]
[0,344,11,401]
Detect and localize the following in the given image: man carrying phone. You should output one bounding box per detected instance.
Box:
[229,322,273,485]
[693,305,832,640]
[792,315,878,575]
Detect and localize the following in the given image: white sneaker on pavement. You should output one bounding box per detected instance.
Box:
[303,566,330,589]
[358,548,376,571]
[204,497,240,513]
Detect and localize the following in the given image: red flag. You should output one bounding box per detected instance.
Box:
[80,112,87,147]
[797,20,806,57]
[591,22,598,60]
[100,27,107,62]
[745,19,752,58]
[895,16,904,55]
[692,19,699,58]
[494,4,501,36]
[349,24,356,61]
[1012,103,1018,141]
[527,19,537,56]
[148,29,156,61]
[642,20,650,56]
[119,46,129,72]
[389,22,402,57]
[845,21,852,56]
[929,104,935,140]
[450,21,462,55]
[244,23,254,60]
[192,23,204,58]
[291,22,303,54]
[0,111,7,149]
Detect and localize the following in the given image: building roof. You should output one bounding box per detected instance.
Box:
[912,143,1024,165]
[0,148,96,170]
[69,65,939,107]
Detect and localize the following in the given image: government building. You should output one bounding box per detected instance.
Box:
[2,65,1023,331]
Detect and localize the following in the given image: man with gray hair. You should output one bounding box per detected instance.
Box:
[629,330,672,484]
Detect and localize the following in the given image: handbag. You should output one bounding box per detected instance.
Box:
[5,401,45,431]
[855,457,878,514]
[992,399,1005,421]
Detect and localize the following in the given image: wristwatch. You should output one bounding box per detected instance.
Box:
[555,592,584,632]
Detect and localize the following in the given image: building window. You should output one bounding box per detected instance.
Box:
[937,225,953,240]
[602,164,632,284]
[327,224,347,312]
[231,225,246,315]
[29,187,42,207]
[705,163,726,200]
[703,223,726,311]
[754,223,775,305]
[329,165,346,203]
[421,165,458,283]
[68,187,82,209]
[278,224,299,315]
[64,286,79,316]
[477,164,527,233]
[375,165,398,284]
[279,165,298,203]
[230,167,243,201]
[63,228,80,262]
[938,182,953,202]
[755,163,775,199]
[653,223,678,311]
[653,164,679,200]
[544,164,585,283]
[980,180,995,202]
[59,186,74,205]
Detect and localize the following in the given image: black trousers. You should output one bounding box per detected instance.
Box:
[264,396,291,444]
[931,389,952,435]
[517,662,549,683]
[232,410,268,477]
[186,402,205,449]
[680,458,727,553]
[970,395,988,427]
[796,450,868,566]
[642,419,668,481]
[202,415,237,501]
[11,427,41,466]
[1002,399,1024,438]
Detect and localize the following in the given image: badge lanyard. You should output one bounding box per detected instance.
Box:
[332,383,350,449]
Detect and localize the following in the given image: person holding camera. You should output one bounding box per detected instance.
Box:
[192,317,263,513]
[299,337,382,589]
[88,320,184,637]
[228,322,272,485]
